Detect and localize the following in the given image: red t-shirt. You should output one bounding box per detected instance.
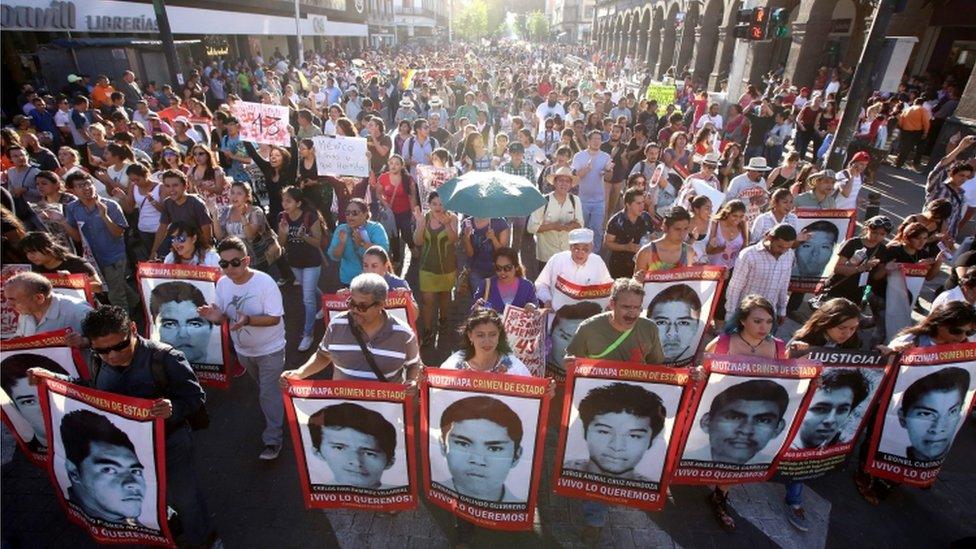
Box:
[378,172,414,214]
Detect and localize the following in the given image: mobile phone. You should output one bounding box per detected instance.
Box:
[937,241,954,261]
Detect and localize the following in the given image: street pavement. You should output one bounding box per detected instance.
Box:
[3,164,976,548]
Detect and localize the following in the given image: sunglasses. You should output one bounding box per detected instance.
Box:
[92,334,131,355]
[494,263,515,272]
[346,297,379,312]
[171,234,189,244]
[218,257,245,268]
[947,326,976,337]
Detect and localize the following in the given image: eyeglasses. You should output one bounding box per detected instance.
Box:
[946,326,976,337]
[346,297,379,312]
[92,334,131,355]
[494,263,515,272]
[218,257,245,268]
[171,234,189,244]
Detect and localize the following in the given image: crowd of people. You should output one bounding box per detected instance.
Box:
[3,38,975,548]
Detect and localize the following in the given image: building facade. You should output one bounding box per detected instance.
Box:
[390,0,448,45]
[552,0,595,43]
[590,0,975,92]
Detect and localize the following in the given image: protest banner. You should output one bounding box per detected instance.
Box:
[136,263,231,388]
[416,165,457,206]
[884,263,930,342]
[738,185,770,228]
[790,209,857,293]
[645,84,676,108]
[778,349,892,481]
[547,277,613,380]
[501,305,546,377]
[1,264,31,339]
[42,272,96,305]
[321,289,418,335]
[553,359,695,511]
[38,376,173,547]
[864,342,976,488]
[640,266,726,367]
[672,356,819,485]
[422,369,551,530]
[282,379,418,511]
[313,135,370,178]
[232,101,290,147]
[0,329,88,465]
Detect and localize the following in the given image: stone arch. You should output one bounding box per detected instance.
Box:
[677,0,702,79]
[694,0,725,85]
[637,8,652,70]
[656,2,681,78]
[647,5,666,72]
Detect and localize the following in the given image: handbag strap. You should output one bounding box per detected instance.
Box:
[592,328,633,359]
[349,319,389,382]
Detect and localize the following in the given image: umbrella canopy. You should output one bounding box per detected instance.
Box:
[440,171,545,218]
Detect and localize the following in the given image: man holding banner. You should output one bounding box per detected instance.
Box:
[562,278,664,542]
[534,228,612,310]
[28,305,218,547]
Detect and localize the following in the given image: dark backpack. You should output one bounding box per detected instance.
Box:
[406,136,439,162]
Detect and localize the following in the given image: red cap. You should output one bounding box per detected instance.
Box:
[850,151,871,164]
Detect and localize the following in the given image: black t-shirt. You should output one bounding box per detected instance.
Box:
[32,254,100,279]
[825,237,886,302]
[872,243,932,297]
[279,211,322,268]
[946,250,976,290]
[431,127,451,147]
[605,210,654,277]
[746,111,776,148]
[600,140,629,182]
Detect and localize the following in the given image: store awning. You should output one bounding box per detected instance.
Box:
[50,38,200,48]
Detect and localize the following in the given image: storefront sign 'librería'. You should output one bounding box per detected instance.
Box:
[1,1,158,32]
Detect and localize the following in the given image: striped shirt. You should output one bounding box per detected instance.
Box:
[320,311,420,381]
[725,242,795,317]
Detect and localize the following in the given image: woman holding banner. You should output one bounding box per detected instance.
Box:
[873,222,945,340]
[633,206,697,277]
[854,302,976,505]
[702,294,787,531]
[472,247,537,314]
[214,181,275,273]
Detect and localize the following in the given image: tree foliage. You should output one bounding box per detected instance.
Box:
[454,0,489,40]
[526,10,549,42]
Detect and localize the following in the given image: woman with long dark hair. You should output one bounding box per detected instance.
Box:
[277,186,325,352]
[297,138,335,231]
[441,308,532,376]
[244,135,298,222]
[187,144,229,207]
[471,247,537,314]
[163,221,220,266]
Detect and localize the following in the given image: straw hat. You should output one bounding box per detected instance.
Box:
[546,166,579,185]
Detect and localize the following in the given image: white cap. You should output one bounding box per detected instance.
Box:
[568,228,594,245]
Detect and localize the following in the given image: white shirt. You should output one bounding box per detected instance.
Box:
[163,249,221,267]
[931,286,968,310]
[962,175,976,209]
[534,250,612,304]
[132,183,162,232]
[749,211,799,244]
[440,350,532,377]
[535,102,566,124]
[216,270,286,357]
[54,108,72,129]
[834,169,862,210]
[696,113,724,131]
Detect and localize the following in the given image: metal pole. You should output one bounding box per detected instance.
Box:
[295,0,305,66]
[825,0,897,171]
[152,0,182,89]
[448,0,453,43]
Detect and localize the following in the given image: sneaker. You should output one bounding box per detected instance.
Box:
[784,503,810,532]
[259,444,281,460]
[298,335,314,352]
[315,308,325,320]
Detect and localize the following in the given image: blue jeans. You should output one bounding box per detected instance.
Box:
[581,201,605,253]
[785,480,803,506]
[582,500,609,527]
[744,145,765,161]
[293,265,322,337]
[166,426,214,545]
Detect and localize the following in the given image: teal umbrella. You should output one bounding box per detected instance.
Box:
[441,171,545,218]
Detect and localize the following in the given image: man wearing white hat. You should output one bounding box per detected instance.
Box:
[677,151,722,209]
[395,98,417,125]
[726,157,772,225]
[534,227,612,309]
[427,96,449,128]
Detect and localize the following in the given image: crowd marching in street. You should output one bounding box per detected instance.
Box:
[2,38,975,548]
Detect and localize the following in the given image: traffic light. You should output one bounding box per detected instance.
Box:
[733,7,768,41]
[770,7,789,38]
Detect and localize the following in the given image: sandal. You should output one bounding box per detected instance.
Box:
[853,470,880,505]
[708,488,736,532]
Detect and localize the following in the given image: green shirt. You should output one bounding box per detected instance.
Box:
[794,190,836,209]
[567,312,665,364]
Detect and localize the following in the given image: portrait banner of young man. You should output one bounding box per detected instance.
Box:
[546,277,613,381]
[639,266,726,367]
[41,272,97,306]
[672,356,819,485]
[322,289,419,336]
[136,263,231,388]
[789,209,857,294]
[552,358,695,511]
[421,369,552,530]
[36,375,173,547]
[502,305,546,377]
[1,264,32,339]
[1,329,88,465]
[865,342,976,487]
[282,378,417,511]
[778,349,892,481]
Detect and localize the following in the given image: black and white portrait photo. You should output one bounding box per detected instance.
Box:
[291,398,410,490]
[790,367,883,450]
[878,364,976,463]
[640,278,720,364]
[144,280,221,366]
[0,347,79,459]
[428,390,541,504]
[561,379,683,484]
[682,375,809,466]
